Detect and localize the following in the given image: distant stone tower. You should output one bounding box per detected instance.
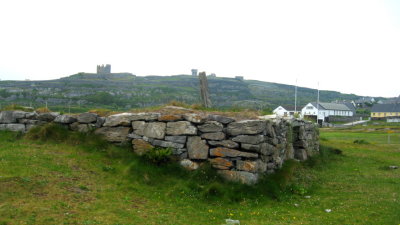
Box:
[191,69,198,76]
[97,64,111,74]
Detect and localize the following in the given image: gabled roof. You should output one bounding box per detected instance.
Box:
[310,102,351,111]
[371,104,400,113]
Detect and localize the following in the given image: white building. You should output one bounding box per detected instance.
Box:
[273,106,297,117]
[301,102,354,121]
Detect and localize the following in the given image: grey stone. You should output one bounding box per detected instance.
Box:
[0,124,25,132]
[95,117,105,128]
[208,140,239,149]
[0,111,25,123]
[132,121,146,136]
[26,124,37,131]
[54,115,77,124]
[94,127,131,142]
[231,135,264,144]
[77,113,98,124]
[207,114,234,124]
[25,112,38,119]
[166,121,197,136]
[130,112,160,121]
[201,132,225,140]
[103,113,135,127]
[151,139,184,149]
[77,124,91,133]
[210,147,258,158]
[173,148,186,155]
[236,160,267,173]
[37,113,58,122]
[208,157,233,170]
[187,136,209,159]
[294,148,308,161]
[17,119,42,125]
[183,113,205,124]
[180,159,199,170]
[165,136,187,144]
[127,133,142,139]
[198,121,223,133]
[217,170,259,185]
[260,143,277,155]
[241,143,261,152]
[142,122,166,139]
[227,120,266,136]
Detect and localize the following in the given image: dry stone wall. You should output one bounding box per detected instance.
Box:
[0,110,319,184]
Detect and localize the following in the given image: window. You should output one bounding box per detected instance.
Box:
[306,106,313,110]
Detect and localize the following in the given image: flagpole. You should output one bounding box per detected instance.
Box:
[317,82,320,123]
[294,78,298,114]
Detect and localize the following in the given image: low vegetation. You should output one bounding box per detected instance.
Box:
[0,123,399,224]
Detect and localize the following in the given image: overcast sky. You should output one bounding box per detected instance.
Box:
[0,0,399,97]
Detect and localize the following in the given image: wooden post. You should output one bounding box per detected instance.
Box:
[198,72,212,108]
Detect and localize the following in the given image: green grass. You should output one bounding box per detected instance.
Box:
[0,125,399,224]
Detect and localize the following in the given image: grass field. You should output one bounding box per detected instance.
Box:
[0,124,399,225]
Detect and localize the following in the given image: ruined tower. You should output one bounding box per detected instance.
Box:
[191,69,198,76]
[97,64,111,74]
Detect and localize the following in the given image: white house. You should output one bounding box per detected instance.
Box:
[273,106,297,117]
[301,102,354,121]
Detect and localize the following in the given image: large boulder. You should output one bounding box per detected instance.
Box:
[0,124,26,132]
[198,121,223,133]
[227,120,266,136]
[54,115,77,124]
[166,121,197,136]
[217,170,259,185]
[130,113,160,121]
[187,136,209,159]
[94,127,131,142]
[77,113,98,124]
[210,147,258,158]
[231,135,264,144]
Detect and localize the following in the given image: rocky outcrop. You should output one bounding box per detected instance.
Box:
[0,110,319,185]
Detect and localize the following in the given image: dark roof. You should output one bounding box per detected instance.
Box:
[371,104,400,113]
[282,106,297,111]
[344,102,356,112]
[310,102,351,111]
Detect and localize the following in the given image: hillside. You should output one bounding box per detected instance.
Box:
[0,123,399,224]
[0,73,383,111]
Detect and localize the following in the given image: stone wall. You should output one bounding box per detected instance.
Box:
[0,110,319,184]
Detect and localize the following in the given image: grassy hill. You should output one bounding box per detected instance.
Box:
[0,73,384,112]
[0,123,399,224]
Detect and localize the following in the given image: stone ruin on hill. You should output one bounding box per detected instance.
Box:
[0,109,319,184]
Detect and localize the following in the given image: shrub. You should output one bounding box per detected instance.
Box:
[143,147,173,165]
[353,139,369,144]
[36,107,51,113]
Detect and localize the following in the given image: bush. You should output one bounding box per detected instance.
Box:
[36,107,51,113]
[143,147,173,165]
[353,139,369,144]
